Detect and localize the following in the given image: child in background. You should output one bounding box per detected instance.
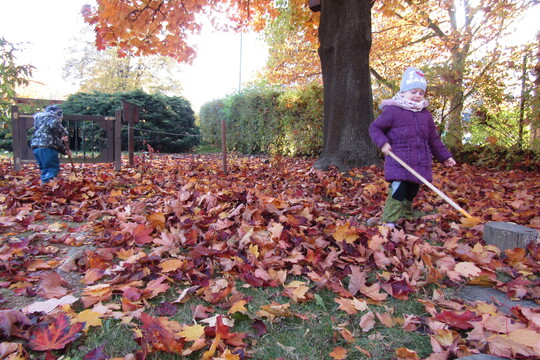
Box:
[368,67,456,228]
[30,105,71,184]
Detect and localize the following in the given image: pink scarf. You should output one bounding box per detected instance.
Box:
[379,93,429,112]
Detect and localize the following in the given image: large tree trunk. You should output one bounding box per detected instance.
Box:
[314,0,380,171]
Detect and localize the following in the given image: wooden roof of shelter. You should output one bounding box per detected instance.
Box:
[13,97,65,105]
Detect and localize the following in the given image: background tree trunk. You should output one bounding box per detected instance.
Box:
[532,33,540,152]
[314,0,380,171]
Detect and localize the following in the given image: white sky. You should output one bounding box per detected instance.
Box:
[0,0,268,112]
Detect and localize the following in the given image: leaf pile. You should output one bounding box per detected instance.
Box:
[0,154,539,359]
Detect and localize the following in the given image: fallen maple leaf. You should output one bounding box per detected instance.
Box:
[434,310,480,330]
[132,223,154,245]
[329,346,348,360]
[359,311,376,332]
[454,262,482,278]
[179,324,206,341]
[333,222,359,244]
[228,299,248,314]
[29,313,84,351]
[395,347,420,360]
[75,309,103,332]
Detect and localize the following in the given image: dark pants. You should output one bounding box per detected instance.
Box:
[33,147,60,183]
[391,181,420,201]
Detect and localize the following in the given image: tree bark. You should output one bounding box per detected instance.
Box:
[314,0,380,171]
[532,33,540,152]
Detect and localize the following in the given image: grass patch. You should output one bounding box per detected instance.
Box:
[194,143,221,154]
[55,280,433,360]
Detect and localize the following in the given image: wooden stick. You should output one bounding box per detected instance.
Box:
[63,139,77,175]
[387,151,473,219]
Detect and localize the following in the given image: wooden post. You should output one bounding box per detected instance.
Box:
[128,115,134,166]
[122,101,140,166]
[114,110,122,171]
[221,118,227,174]
[11,106,22,171]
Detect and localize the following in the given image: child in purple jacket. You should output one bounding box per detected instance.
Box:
[369,67,456,228]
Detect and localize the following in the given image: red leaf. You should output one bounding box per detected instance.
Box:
[434,310,481,330]
[29,313,84,351]
[132,223,154,245]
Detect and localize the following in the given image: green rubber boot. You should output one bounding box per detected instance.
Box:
[402,199,414,220]
[381,195,405,223]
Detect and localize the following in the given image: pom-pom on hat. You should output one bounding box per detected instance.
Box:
[400,67,427,93]
[45,105,63,119]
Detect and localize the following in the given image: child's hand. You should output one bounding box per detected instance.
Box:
[444,157,456,167]
[381,143,392,155]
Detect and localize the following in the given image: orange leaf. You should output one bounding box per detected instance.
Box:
[395,347,420,360]
[329,346,348,360]
[228,299,248,314]
[461,217,482,228]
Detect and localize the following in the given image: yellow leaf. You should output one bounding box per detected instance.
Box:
[75,309,103,332]
[249,243,260,258]
[219,349,241,360]
[332,222,359,244]
[179,324,206,342]
[228,299,248,314]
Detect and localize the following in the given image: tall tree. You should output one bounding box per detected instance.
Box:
[0,37,34,125]
[62,32,185,95]
[82,0,380,170]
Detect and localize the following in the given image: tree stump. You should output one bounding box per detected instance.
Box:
[483,222,539,251]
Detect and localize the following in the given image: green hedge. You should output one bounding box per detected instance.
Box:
[199,83,323,157]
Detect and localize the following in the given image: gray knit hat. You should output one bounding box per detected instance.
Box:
[45,105,63,119]
[400,67,427,93]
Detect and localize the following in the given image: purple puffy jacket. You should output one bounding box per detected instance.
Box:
[368,105,452,184]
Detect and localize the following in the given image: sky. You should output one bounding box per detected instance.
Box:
[1,1,540,113]
[0,0,269,112]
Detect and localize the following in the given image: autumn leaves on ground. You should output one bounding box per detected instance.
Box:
[1,154,539,360]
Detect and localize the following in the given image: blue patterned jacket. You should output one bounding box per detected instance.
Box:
[30,106,68,154]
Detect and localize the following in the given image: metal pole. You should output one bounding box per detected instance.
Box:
[238,32,243,92]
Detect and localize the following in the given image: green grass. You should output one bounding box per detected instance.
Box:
[58,279,433,360]
[194,143,221,154]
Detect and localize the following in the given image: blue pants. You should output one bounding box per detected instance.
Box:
[33,147,60,183]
